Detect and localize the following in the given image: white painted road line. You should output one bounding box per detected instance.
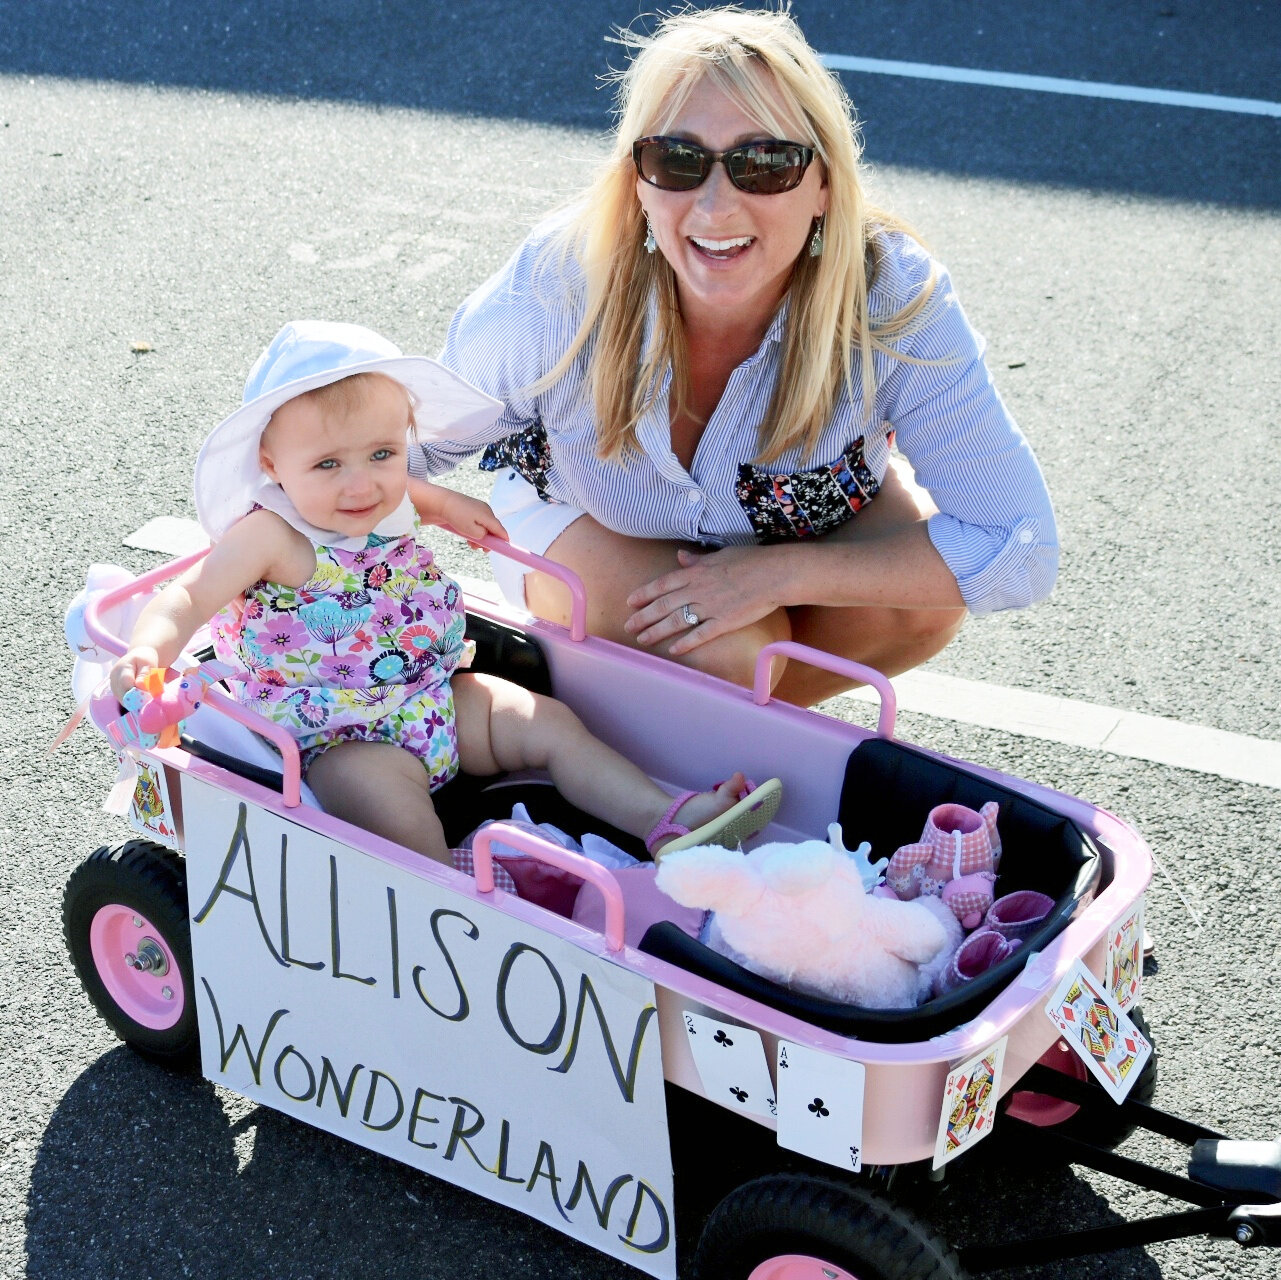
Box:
[842,669,1281,790]
[122,529,1281,792]
[819,53,1281,118]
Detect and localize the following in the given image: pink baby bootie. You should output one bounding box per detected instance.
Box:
[922,801,1002,875]
[883,840,936,900]
[983,890,1055,942]
[933,928,1023,997]
[885,801,1002,928]
[942,872,999,931]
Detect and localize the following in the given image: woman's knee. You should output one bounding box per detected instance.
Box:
[670,611,792,690]
[852,604,967,676]
[894,604,967,648]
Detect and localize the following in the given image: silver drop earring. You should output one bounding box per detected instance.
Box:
[644,217,657,254]
[808,214,825,258]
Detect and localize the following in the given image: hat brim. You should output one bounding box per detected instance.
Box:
[193,355,501,540]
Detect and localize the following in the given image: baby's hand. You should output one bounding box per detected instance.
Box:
[110,649,159,704]
[437,491,509,548]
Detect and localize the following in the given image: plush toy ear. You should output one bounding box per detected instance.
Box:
[655,845,764,916]
[65,564,135,663]
[757,841,834,896]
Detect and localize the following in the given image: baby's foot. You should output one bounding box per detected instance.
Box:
[669,772,750,833]
[648,775,783,860]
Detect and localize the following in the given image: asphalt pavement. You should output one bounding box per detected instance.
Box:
[2,2,1279,1278]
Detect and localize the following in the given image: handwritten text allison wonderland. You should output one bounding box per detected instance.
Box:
[186,797,673,1263]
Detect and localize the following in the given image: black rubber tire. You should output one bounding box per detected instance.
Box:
[1003,1006,1157,1150]
[694,1174,967,1280]
[63,840,198,1068]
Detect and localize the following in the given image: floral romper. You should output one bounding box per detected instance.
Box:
[212,517,469,791]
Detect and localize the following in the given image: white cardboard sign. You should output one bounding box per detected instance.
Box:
[182,778,675,1278]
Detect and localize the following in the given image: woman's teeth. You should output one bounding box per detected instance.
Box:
[690,235,753,255]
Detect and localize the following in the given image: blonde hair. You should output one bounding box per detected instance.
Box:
[537,4,938,465]
[269,371,418,440]
[288,371,404,418]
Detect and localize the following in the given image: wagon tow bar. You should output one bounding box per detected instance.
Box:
[957,1065,1281,1272]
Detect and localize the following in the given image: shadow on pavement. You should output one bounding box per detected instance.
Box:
[27,1048,1165,1279]
[24,1047,612,1280]
[2,0,1278,209]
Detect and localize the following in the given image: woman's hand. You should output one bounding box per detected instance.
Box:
[624,545,785,656]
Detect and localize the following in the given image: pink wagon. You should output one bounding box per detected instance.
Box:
[61,538,1281,1279]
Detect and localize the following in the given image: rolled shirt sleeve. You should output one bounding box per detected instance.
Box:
[876,245,1059,613]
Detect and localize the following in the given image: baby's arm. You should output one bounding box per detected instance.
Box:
[408,477,508,545]
[109,510,308,700]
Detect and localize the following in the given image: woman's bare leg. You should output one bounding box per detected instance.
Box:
[306,740,451,862]
[524,461,964,704]
[524,519,792,690]
[452,672,753,845]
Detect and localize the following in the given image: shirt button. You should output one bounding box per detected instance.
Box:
[1018,528,1034,544]
[687,489,702,503]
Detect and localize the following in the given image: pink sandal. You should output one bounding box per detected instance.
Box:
[646,777,783,861]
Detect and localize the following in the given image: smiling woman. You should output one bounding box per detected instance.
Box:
[410,6,1059,704]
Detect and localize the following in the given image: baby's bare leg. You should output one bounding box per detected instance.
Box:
[452,672,747,844]
[306,740,449,864]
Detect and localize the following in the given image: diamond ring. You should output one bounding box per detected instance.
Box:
[681,604,699,627]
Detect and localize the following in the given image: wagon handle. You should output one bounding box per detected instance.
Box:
[445,528,589,642]
[83,551,305,807]
[469,823,626,953]
[753,640,897,737]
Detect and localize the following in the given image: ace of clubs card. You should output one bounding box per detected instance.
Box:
[1045,959,1152,1103]
[933,1038,1006,1169]
[774,1041,865,1173]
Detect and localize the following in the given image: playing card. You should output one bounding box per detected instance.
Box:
[1107,902,1144,1009]
[682,1012,776,1120]
[129,759,178,842]
[775,1041,864,1173]
[933,1039,1006,1169]
[1045,959,1152,1103]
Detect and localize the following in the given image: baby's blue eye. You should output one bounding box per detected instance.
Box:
[371,448,394,461]
[316,459,338,470]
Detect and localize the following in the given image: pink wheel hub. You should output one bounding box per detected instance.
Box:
[89,904,185,1029]
[748,1256,859,1280]
[1003,1038,1086,1126]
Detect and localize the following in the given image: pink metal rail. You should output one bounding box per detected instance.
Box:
[81,548,306,807]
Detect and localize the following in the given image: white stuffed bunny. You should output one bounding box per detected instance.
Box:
[655,823,963,1010]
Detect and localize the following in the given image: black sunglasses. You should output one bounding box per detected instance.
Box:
[632,135,816,195]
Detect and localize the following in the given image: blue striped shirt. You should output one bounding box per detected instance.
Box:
[413,220,1058,614]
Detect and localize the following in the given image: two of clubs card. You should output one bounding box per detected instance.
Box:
[682,1011,776,1120]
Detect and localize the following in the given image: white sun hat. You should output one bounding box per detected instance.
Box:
[193,319,502,541]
